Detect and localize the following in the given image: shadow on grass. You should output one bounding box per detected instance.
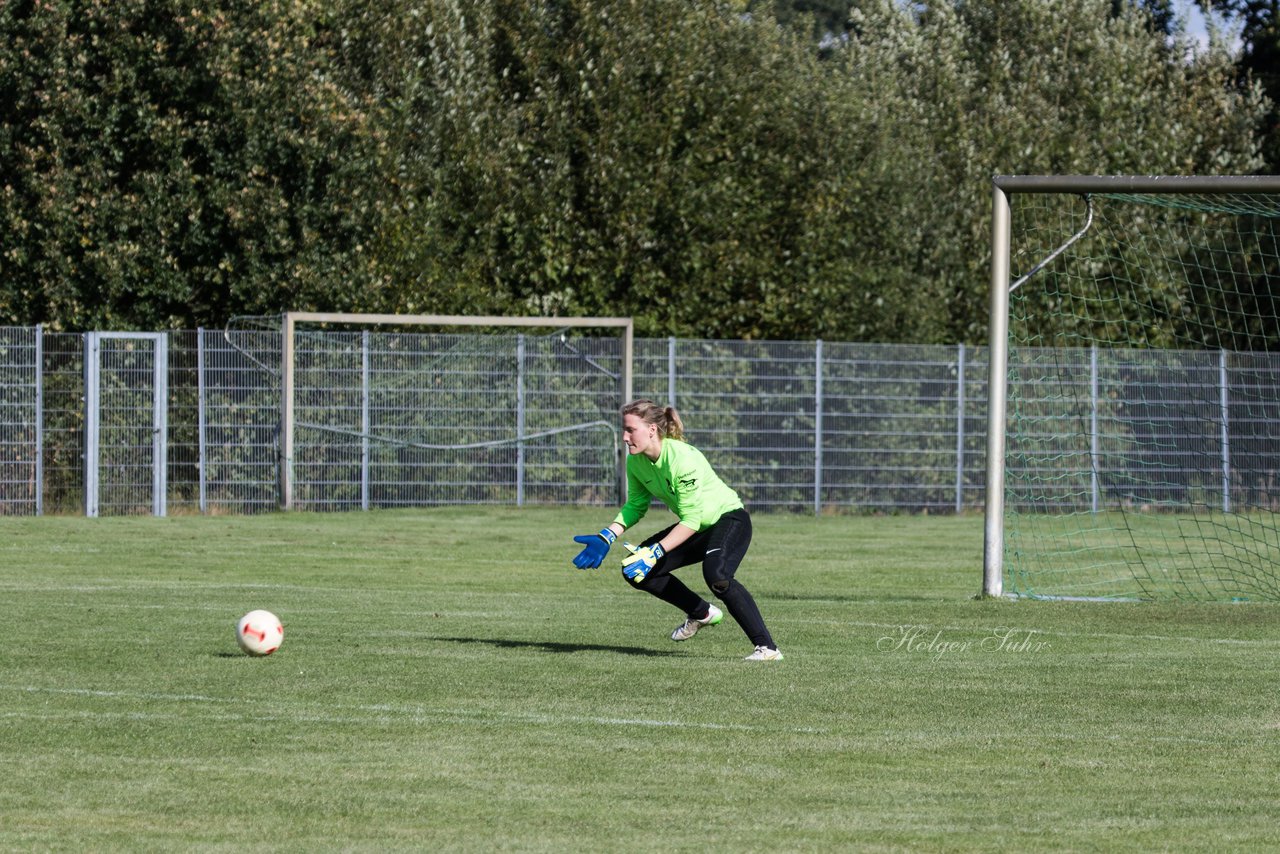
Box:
[430,635,678,657]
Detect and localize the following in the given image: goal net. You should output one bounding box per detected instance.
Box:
[227,313,632,511]
[985,176,1280,601]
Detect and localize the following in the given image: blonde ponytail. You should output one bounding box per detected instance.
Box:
[662,406,684,441]
[621,399,685,441]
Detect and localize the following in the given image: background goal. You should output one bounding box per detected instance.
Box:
[985,176,1280,601]
[228,313,634,511]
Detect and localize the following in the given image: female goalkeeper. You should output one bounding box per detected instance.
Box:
[571,399,781,661]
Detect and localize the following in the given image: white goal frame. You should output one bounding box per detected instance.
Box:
[983,175,1280,598]
[280,312,634,510]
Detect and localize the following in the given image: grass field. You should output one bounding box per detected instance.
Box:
[2,508,1278,852]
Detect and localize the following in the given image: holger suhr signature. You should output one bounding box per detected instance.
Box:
[876,624,1051,661]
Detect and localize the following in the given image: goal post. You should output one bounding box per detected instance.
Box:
[279,312,634,511]
[985,175,1280,600]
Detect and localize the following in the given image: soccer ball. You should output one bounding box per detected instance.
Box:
[236,609,283,656]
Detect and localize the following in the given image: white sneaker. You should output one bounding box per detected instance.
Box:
[744,645,783,661]
[671,605,723,641]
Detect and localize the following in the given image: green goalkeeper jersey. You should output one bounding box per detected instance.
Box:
[613,438,743,533]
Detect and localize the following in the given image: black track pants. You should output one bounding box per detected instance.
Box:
[624,508,775,649]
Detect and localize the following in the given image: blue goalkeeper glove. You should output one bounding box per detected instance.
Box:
[620,542,665,583]
[572,528,617,569]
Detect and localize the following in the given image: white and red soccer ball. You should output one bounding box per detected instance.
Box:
[236,609,283,656]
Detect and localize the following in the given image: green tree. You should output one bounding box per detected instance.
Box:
[0,0,1269,343]
[349,0,1265,342]
[340,0,945,340]
[841,0,1267,343]
[747,0,856,41]
[1199,0,1280,168]
[0,0,388,330]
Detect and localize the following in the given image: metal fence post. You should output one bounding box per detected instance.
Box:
[84,332,100,518]
[516,334,525,507]
[814,339,823,517]
[197,328,207,514]
[153,333,168,517]
[35,324,44,516]
[668,336,677,407]
[1220,349,1230,513]
[361,330,371,511]
[280,313,295,511]
[1090,345,1100,514]
[955,343,965,514]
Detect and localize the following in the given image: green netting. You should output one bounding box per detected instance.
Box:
[1006,190,1280,600]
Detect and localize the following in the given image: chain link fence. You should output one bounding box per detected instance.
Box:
[8,324,1275,518]
[0,326,40,514]
[635,338,988,513]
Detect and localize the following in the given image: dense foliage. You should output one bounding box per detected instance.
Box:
[0,0,389,329]
[1200,0,1280,166]
[0,0,1269,340]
